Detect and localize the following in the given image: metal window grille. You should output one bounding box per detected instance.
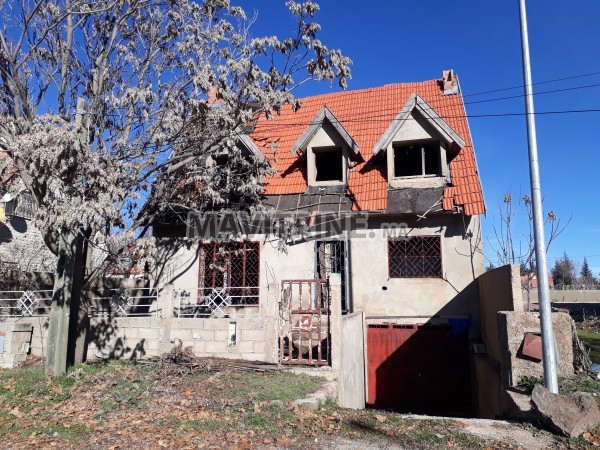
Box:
[14,192,37,219]
[388,236,442,278]
[199,241,260,305]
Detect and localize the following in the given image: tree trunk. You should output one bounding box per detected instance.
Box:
[67,229,91,365]
[45,227,80,375]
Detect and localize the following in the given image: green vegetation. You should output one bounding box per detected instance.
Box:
[223,371,323,402]
[578,328,600,363]
[1,360,575,449]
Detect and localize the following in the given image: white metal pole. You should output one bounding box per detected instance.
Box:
[518,0,559,393]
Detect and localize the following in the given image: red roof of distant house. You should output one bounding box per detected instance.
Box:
[250,78,485,215]
[521,275,554,288]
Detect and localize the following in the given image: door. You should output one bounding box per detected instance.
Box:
[367,323,472,415]
[279,279,331,366]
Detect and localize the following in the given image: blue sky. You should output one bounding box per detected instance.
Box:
[238,0,600,277]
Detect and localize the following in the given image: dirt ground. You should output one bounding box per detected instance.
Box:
[0,357,595,450]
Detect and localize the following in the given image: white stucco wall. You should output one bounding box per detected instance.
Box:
[155,212,483,322]
[350,214,482,319]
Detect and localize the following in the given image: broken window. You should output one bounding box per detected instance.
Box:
[199,241,260,306]
[388,236,442,278]
[393,141,440,177]
[314,147,344,182]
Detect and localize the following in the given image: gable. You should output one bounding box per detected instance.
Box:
[291,105,361,161]
[373,94,466,157]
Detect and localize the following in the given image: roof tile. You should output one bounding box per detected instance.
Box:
[251,79,485,215]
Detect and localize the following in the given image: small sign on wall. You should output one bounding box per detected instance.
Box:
[521,332,543,361]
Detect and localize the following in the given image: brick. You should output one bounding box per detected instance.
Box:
[237,318,266,330]
[138,327,160,339]
[214,330,228,342]
[253,341,266,354]
[240,329,265,342]
[205,341,227,354]
[129,317,151,328]
[203,319,228,331]
[191,330,214,341]
[173,318,205,329]
[192,341,206,354]
[236,340,254,353]
[241,353,266,362]
[170,329,192,341]
[122,327,139,338]
[144,339,160,351]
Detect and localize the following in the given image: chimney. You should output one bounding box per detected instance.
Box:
[207,86,222,104]
[441,69,459,95]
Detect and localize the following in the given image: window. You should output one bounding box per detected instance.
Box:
[314,147,343,182]
[199,241,260,305]
[316,240,347,313]
[388,236,442,278]
[393,141,440,178]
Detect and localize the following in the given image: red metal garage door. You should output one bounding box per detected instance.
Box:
[367,323,472,415]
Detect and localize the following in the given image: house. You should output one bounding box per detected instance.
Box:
[521,274,554,289]
[0,173,55,275]
[152,70,486,415]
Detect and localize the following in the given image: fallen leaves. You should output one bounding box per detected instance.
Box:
[0,359,566,450]
[583,431,600,446]
[9,407,24,418]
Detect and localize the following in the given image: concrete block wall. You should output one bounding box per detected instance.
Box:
[86,316,272,362]
[0,317,49,359]
[0,322,33,368]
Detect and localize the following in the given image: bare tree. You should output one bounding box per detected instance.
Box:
[0,0,351,373]
[486,190,570,311]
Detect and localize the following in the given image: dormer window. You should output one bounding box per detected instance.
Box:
[314,146,344,183]
[372,93,466,190]
[290,105,362,188]
[393,140,441,178]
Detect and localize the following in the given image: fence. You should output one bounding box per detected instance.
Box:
[0,290,53,317]
[175,286,260,318]
[0,287,159,318]
[0,285,264,319]
[88,287,159,317]
[553,284,600,291]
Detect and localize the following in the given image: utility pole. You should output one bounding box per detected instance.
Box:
[518,0,559,393]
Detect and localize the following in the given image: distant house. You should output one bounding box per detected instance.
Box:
[153,70,486,414]
[521,274,554,289]
[0,174,55,275]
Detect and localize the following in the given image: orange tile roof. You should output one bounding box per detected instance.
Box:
[250,78,485,215]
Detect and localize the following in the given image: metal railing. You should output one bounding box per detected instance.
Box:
[88,287,159,317]
[175,286,260,318]
[553,284,600,291]
[0,290,53,317]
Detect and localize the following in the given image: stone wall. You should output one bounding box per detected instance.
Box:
[498,311,574,386]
